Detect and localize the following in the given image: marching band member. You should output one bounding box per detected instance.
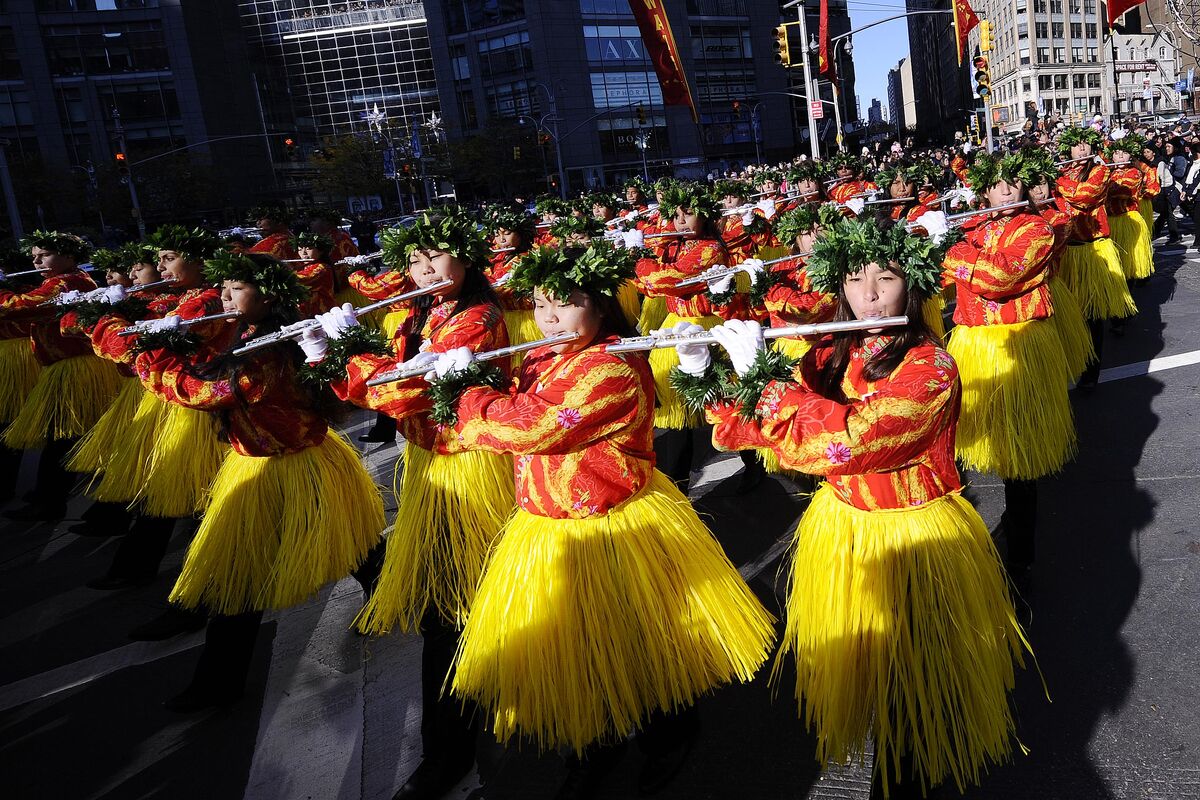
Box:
[247,205,299,261]
[307,207,360,262]
[0,259,41,504]
[1055,127,1136,390]
[674,215,1027,799]
[826,153,878,205]
[290,232,337,316]
[133,252,384,711]
[716,178,775,263]
[298,209,514,800]
[486,207,543,350]
[1104,133,1154,283]
[760,205,839,360]
[2,231,124,521]
[944,151,1073,591]
[425,241,774,797]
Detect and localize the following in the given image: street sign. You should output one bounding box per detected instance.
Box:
[1115,60,1158,73]
[991,106,1011,124]
[810,100,824,120]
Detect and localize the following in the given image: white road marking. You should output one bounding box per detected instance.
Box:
[1099,348,1200,383]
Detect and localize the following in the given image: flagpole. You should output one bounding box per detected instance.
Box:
[786,0,822,158]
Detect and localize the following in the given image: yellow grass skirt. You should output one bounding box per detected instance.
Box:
[355,444,515,634]
[649,312,722,430]
[4,354,123,449]
[82,388,168,504]
[1108,210,1153,280]
[137,404,227,518]
[617,280,642,328]
[1138,197,1154,231]
[169,432,385,615]
[1047,275,1094,383]
[947,320,1075,480]
[922,295,946,343]
[66,377,141,476]
[638,296,669,335]
[1059,239,1136,321]
[380,308,410,344]
[778,485,1026,794]
[0,337,39,427]
[452,470,775,752]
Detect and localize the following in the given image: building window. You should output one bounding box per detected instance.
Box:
[1023,77,1031,91]
[485,79,533,118]
[477,30,532,78]
[1070,22,1082,38]
[583,25,648,63]
[0,87,33,128]
[1085,22,1097,39]
[1020,47,1030,65]
[1034,0,1046,12]
[1087,72,1100,88]
[446,0,526,34]
[1018,21,1028,37]
[1038,75,1052,91]
[1050,0,1062,13]
[1037,47,1049,64]
[1083,0,1095,13]
[1053,46,1065,63]
[43,21,170,77]
[1072,46,1082,62]
[1087,46,1097,62]
[1016,0,1027,11]
[451,44,470,81]
[690,24,752,61]
[590,71,663,109]
[580,0,633,14]
[1072,73,1085,88]
[456,87,477,129]
[1069,0,1080,13]
[1053,73,1068,89]
[1036,22,1048,38]
[1052,22,1064,38]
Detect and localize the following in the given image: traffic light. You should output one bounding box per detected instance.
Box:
[980,20,992,53]
[636,105,647,126]
[973,56,992,100]
[773,25,791,68]
[732,99,741,116]
[513,146,521,161]
[283,137,296,160]
[114,152,129,176]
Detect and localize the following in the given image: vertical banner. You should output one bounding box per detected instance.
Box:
[819,0,837,83]
[952,0,980,65]
[627,0,698,122]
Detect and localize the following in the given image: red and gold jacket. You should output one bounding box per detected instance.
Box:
[889,191,939,223]
[761,255,837,329]
[943,210,1055,326]
[1105,165,1144,216]
[718,212,774,262]
[1056,162,1111,241]
[1139,161,1161,198]
[348,268,413,303]
[0,271,99,365]
[444,335,655,519]
[1040,202,1073,279]
[59,288,181,377]
[330,229,359,262]
[635,237,747,320]
[331,300,508,452]
[950,154,970,185]
[249,231,298,262]
[828,179,877,205]
[709,337,962,511]
[88,287,230,368]
[485,252,534,312]
[294,261,336,317]
[135,337,325,457]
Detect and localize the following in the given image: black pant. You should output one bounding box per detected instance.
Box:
[33,436,77,511]
[105,514,178,580]
[0,446,21,503]
[1078,318,1105,386]
[1002,479,1038,567]
[636,704,699,758]
[655,428,695,493]
[870,748,930,800]
[187,610,265,698]
[1153,190,1179,238]
[418,608,479,770]
[350,540,387,597]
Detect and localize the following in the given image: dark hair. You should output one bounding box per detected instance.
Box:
[688,211,732,264]
[813,271,937,399]
[582,287,638,340]
[400,261,501,360]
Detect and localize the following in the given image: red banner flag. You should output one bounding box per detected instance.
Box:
[952,0,980,65]
[627,0,698,122]
[819,0,837,83]
[1106,0,1146,27]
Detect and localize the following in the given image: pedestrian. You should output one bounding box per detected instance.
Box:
[1152,140,1185,242]
[1179,145,1200,252]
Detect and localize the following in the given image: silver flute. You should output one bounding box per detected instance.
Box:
[605,315,909,353]
[281,251,384,266]
[119,309,241,337]
[604,205,659,226]
[645,230,693,239]
[39,277,179,307]
[231,278,452,356]
[903,200,1032,234]
[672,253,809,289]
[365,331,580,387]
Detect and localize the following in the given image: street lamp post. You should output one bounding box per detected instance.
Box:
[751,102,763,164]
[784,0,821,158]
[532,83,567,198]
[111,107,145,238]
[634,128,650,181]
[365,104,408,212]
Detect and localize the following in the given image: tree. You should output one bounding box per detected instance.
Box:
[312,134,390,200]
[447,119,545,200]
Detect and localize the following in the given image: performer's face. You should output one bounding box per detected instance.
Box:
[1070,142,1093,159]
[1112,150,1131,164]
[593,204,614,222]
[297,246,321,262]
[106,270,132,288]
[157,250,202,287]
[29,247,75,275]
[794,178,820,197]
[836,166,854,178]
[408,249,467,299]
[130,261,158,286]
[625,187,642,204]
[494,229,518,250]
[794,230,818,254]
[760,180,778,195]
[985,178,1024,208]
[843,262,906,330]
[889,177,914,198]
[674,208,700,237]
[1028,182,1052,203]
[722,194,742,210]
[533,288,602,353]
[221,280,271,324]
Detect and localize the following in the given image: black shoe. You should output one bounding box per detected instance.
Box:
[1006,562,1034,629]
[735,458,766,495]
[391,757,474,800]
[129,607,207,641]
[86,574,155,591]
[67,520,127,537]
[637,729,697,795]
[4,502,66,522]
[163,684,242,713]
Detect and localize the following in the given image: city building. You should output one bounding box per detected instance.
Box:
[1109,2,1187,122]
[965,0,1113,136]
[781,0,857,152]
[867,97,883,125]
[904,0,973,144]
[422,0,800,195]
[0,0,273,232]
[887,56,917,140]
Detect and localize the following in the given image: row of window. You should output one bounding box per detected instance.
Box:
[42,22,171,77]
[1014,45,1099,65]
[1037,72,1102,90]
[1023,21,1098,39]
[1022,0,1098,14]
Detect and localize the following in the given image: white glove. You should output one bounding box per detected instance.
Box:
[670,321,711,376]
[142,315,181,334]
[427,346,475,380]
[706,269,734,295]
[949,186,975,210]
[53,290,84,306]
[297,327,328,362]
[0,270,7,281]
[739,258,766,286]
[622,229,645,249]
[844,197,866,216]
[84,286,109,300]
[962,142,973,154]
[400,350,438,375]
[603,228,623,242]
[710,319,765,377]
[755,198,776,219]
[914,211,949,244]
[491,271,512,287]
[340,255,371,267]
[316,303,359,339]
[101,285,127,305]
[741,210,756,227]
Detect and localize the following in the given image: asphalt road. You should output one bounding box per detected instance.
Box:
[1,222,1198,800]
